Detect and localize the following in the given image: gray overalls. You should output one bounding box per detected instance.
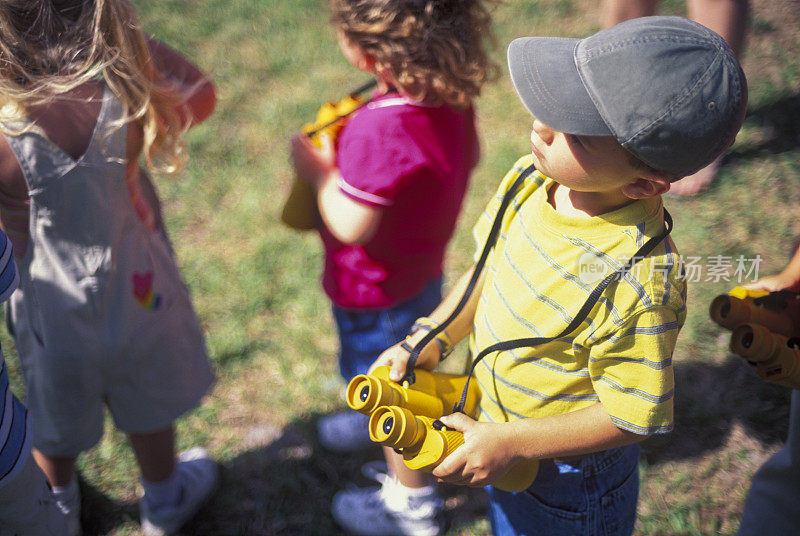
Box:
[2,87,214,457]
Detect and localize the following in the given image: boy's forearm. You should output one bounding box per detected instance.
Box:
[504,403,644,461]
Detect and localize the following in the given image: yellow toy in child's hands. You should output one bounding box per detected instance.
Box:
[282,81,376,230]
[729,323,800,390]
[369,405,539,492]
[346,365,480,420]
[711,286,800,390]
[709,286,799,338]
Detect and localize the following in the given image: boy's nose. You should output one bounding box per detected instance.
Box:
[531,118,554,144]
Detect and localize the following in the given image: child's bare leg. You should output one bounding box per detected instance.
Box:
[383,446,435,488]
[128,426,176,483]
[33,449,81,534]
[601,0,658,28]
[669,0,747,195]
[687,0,747,56]
[131,425,218,534]
[32,449,77,487]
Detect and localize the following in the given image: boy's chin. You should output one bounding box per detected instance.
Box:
[529,153,547,175]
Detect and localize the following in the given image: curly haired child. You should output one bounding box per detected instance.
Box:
[290,0,497,534]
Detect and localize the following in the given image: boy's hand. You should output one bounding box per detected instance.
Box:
[432,413,519,488]
[289,133,336,187]
[370,333,441,382]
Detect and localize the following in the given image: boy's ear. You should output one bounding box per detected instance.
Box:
[621,170,673,199]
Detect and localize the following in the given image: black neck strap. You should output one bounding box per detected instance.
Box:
[400,163,674,415]
[304,79,381,138]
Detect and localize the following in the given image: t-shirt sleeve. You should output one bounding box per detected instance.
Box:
[588,306,680,436]
[336,113,424,208]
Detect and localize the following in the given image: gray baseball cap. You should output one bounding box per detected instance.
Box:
[508,16,747,178]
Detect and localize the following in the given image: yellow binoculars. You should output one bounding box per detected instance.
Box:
[709,287,795,337]
[346,366,480,420]
[729,323,800,390]
[282,92,370,231]
[368,405,539,492]
[346,366,538,491]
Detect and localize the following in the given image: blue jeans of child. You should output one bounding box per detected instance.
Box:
[487,443,640,536]
[333,277,442,381]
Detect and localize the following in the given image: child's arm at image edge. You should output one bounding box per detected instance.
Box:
[744,245,800,293]
[147,37,216,128]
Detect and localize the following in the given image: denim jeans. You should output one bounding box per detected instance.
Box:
[333,277,442,381]
[737,390,800,536]
[487,443,640,536]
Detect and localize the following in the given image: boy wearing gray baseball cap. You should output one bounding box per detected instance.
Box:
[373,15,746,536]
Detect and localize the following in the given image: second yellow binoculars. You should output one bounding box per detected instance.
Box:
[282,94,367,230]
[709,289,795,338]
[369,405,539,493]
[729,323,800,390]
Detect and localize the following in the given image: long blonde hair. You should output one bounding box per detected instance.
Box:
[331,0,498,109]
[0,0,187,173]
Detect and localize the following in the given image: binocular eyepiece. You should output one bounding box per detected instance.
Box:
[346,373,393,416]
[345,365,480,420]
[730,323,775,363]
[710,293,795,337]
[729,323,800,389]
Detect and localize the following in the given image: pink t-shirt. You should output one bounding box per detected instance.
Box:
[320,92,478,309]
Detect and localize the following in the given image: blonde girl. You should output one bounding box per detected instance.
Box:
[0,2,217,535]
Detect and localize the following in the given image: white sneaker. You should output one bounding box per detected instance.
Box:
[140,447,219,536]
[318,410,374,452]
[332,462,443,536]
[52,478,81,536]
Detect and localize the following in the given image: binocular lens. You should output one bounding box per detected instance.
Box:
[359,385,370,402]
[741,332,753,348]
[382,416,394,435]
[720,302,731,318]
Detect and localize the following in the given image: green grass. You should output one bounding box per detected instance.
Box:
[4,0,800,534]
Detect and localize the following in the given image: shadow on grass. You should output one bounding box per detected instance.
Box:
[78,476,138,535]
[641,356,791,464]
[725,91,800,164]
[176,414,488,536]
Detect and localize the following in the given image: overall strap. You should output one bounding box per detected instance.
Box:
[0,117,74,191]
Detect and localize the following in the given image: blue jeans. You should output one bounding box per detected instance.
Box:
[487,444,640,536]
[333,277,442,381]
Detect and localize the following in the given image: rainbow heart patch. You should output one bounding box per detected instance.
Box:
[132,271,162,311]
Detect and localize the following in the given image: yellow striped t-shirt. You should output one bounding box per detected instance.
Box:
[470,155,686,435]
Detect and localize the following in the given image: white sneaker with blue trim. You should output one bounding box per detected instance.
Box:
[140,447,219,536]
[318,410,374,452]
[332,462,443,536]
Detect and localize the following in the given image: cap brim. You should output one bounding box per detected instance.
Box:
[508,37,611,136]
